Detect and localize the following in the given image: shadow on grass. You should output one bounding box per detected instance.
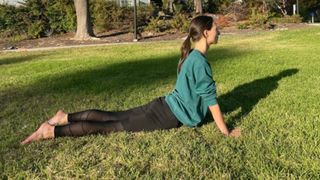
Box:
[0,46,267,151]
[1,47,248,110]
[0,46,252,148]
[0,54,46,66]
[209,68,299,129]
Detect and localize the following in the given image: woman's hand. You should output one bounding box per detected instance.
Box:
[229,128,241,138]
[208,105,241,138]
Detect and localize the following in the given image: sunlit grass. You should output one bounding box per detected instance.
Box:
[1,27,320,178]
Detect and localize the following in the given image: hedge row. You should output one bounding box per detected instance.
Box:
[0,0,154,40]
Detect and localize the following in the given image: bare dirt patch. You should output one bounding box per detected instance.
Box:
[0,23,314,51]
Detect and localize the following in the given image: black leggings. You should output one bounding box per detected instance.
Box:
[54,97,182,137]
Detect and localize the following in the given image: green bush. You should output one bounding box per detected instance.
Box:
[22,0,76,36]
[0,0,154,39]
[170,13,190,32]
[137,5,155,25]
[0,6,5,30]
[144,13,190,33]
[20,0,49,38]
[90,0,154,32]
[46,0,76,33]
[0,0,76,39]
[27,20,44,38]
[249,9,274,29]
[144,17,170,32]
[270,15,303,24]
[237,21,250,29]
[90,0,122,32]
[0,4,28,39]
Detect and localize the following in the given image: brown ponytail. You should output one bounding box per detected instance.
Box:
[177,15,214,74]
[178,35,191,73]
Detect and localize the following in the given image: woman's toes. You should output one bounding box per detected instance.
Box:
[20,122,54,145]
[21,132,39,145]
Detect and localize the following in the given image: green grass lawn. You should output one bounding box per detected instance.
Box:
[1,27,320,179]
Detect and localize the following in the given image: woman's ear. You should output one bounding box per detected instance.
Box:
[203,30,209,38]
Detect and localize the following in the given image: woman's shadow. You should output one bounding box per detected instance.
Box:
[201,68,299,128]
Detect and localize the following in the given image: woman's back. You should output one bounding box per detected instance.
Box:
[165,49,217,127]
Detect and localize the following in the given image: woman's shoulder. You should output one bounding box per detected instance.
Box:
[188,49,207,62]
[188,55,208,69]
[181,50,208,72]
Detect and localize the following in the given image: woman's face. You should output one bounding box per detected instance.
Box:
[205,22,220,45]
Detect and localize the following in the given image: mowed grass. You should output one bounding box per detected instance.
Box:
[1,27,320,179]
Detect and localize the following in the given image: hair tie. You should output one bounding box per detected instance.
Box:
[186,35,191,41]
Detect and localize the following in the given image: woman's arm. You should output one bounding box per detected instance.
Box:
[209,104,229,135]
[209,104,241,137]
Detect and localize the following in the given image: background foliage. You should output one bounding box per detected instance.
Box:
[0,0,319,39]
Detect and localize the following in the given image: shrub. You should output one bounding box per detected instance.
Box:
[249,9,274,29]
[215,15,232,28]
[237,21,250,29]
[19,0,49,38]
[270,15,302,24]
[144,17,169,32]
[0,4,28,39]
[46,0,76,33]
[137,5,155,26]
[27,20,44,38]
[144,13,190,33]
[170,13,190,32]
[0,0,155,39]
[221,1,248,22]
[0,0,75,39]
[90,0,154,32]
[90,0,121,32]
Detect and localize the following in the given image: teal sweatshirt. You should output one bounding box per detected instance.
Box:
[165,49,217,127]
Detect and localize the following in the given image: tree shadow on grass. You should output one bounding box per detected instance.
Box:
[201,68,299,129]
[0,47,250,113]
[0,46,262,150]
[0,54,47,66]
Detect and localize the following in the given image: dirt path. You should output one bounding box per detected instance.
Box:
[1,23,317,52]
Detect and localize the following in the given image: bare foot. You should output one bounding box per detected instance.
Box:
[47,110,68,126]
[20,121,55,145]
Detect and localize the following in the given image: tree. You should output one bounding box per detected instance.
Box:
[297,0,320,20]
[73,0,98,40]
[168,0,174,13]
[274,0,289,16]
[194,0,202,14]
[245,0,293,16]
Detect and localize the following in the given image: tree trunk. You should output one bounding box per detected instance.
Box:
[275,0,288,16]
[262,0,267,13]
[168,0,174,13]
[73,0,97,40]
[194,0,203,14]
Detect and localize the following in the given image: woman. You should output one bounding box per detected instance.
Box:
[21,15,240,145]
